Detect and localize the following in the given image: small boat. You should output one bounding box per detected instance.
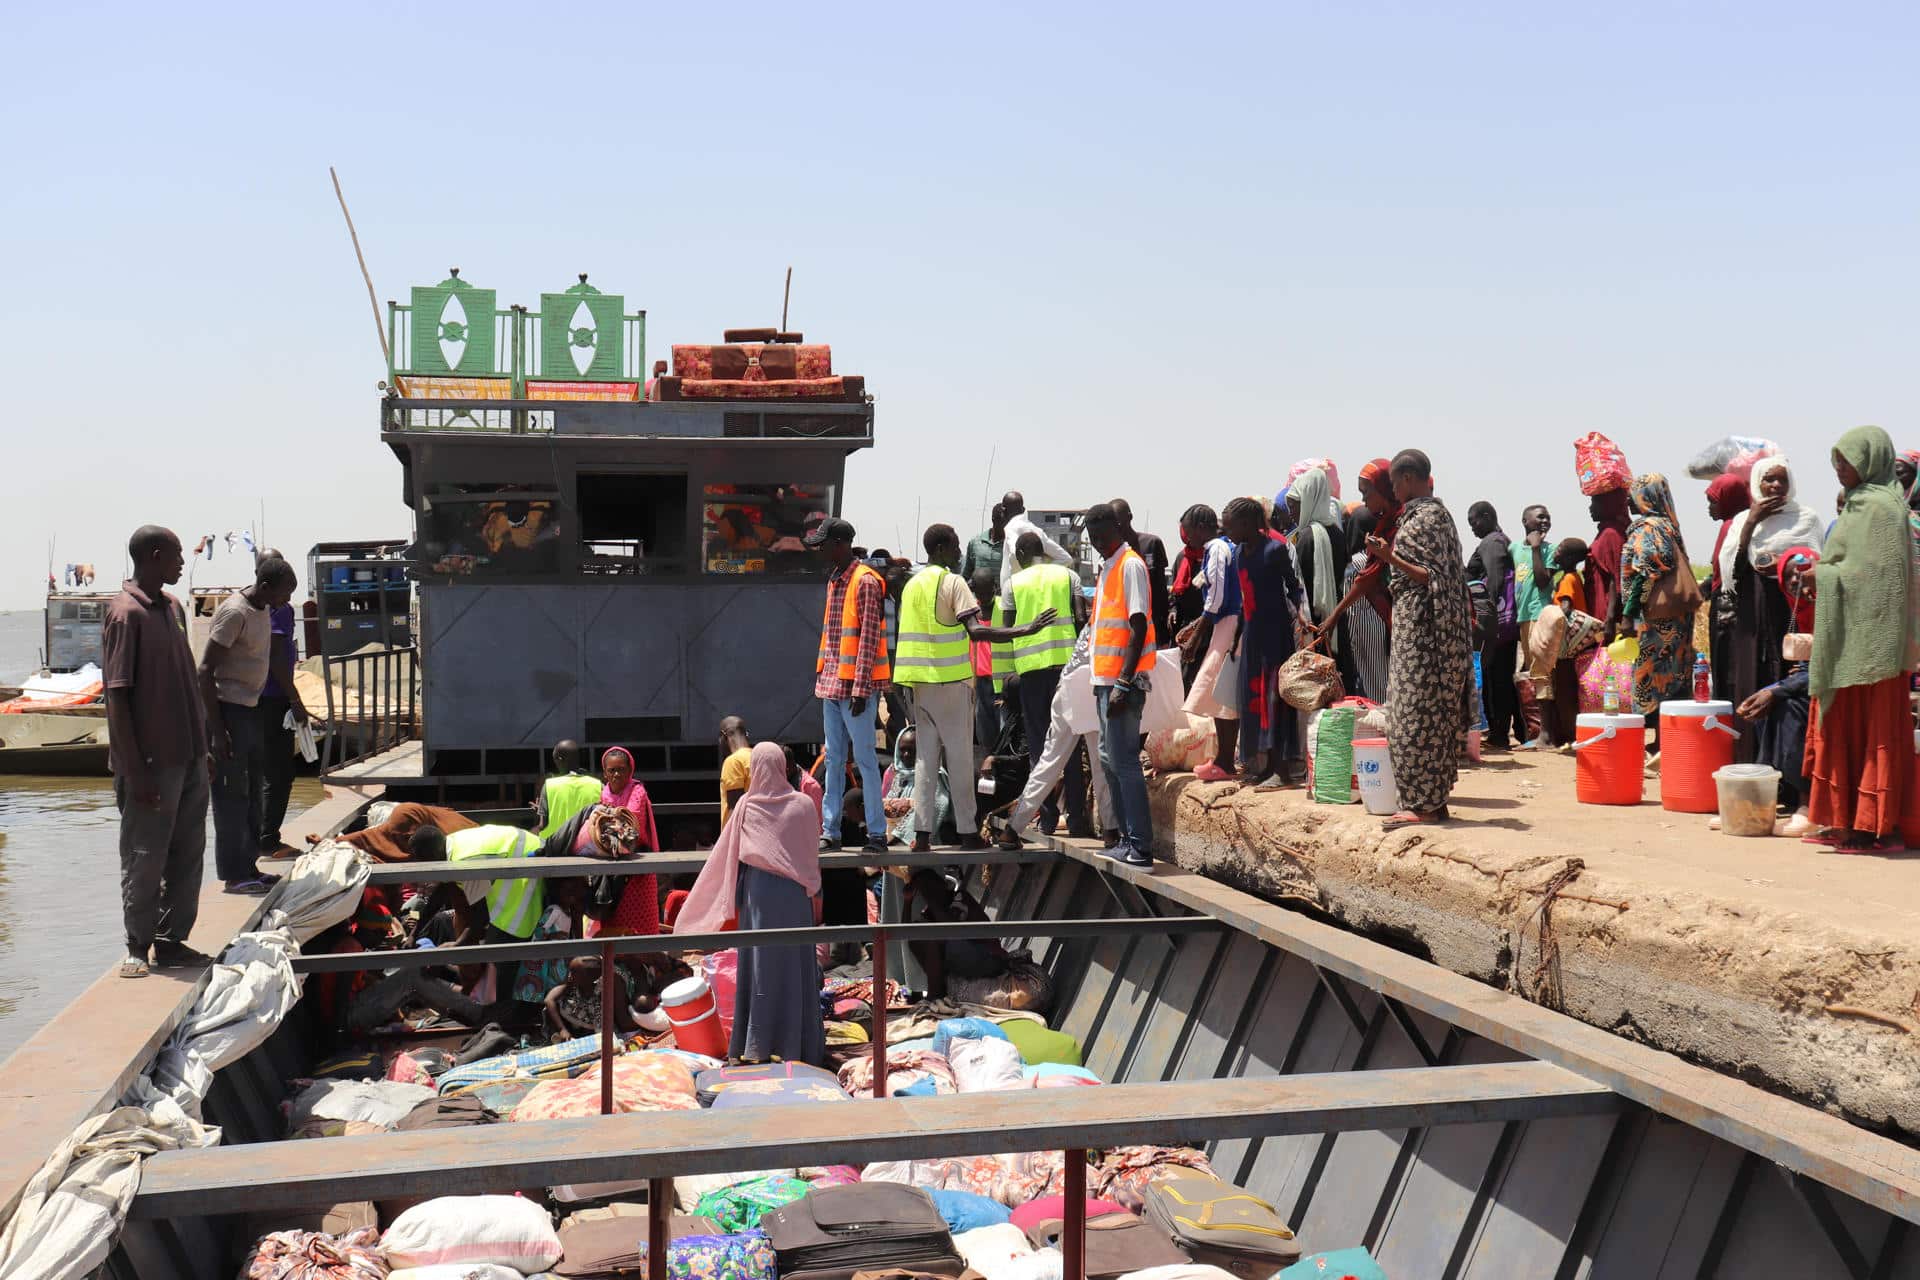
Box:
[0,708,109,774]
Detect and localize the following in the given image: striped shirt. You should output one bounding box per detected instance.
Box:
[815,560,892,700]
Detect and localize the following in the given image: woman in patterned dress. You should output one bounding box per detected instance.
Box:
[1376,450,1472,830]
[1618,474,1698,738]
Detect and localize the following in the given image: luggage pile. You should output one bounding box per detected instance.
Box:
[654,329,866,403]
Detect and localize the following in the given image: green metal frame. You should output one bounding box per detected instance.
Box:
[387,271,646,396]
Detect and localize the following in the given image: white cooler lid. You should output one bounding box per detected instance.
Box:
[1576,713,1646,729]
[1660,700,1732,717]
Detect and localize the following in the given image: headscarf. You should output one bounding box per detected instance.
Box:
[1705,472,1750,591]
[676,742,820,933]
[1358,458,1402,520]
[1716,455,1826,586]
[1777,546,1819,634]
[1288,467,1339,635]
[1810,426,1913,707]
[597,747,660,852]
[1623,473,1687,583]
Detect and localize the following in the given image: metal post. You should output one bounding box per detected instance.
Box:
[1063,1148,1086,1280]
[648,1176,671,1280]
[871,925,889,1099]
[601,940,617,1116]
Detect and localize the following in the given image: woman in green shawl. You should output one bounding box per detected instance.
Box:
[1800,425,1916,852]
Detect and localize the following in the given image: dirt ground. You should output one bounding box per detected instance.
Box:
[1146,749,1920,1136]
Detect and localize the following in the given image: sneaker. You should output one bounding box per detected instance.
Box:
[819,837,840,852]
[861,839,887,854]
[956,834,989,851]
[910,834,933,853]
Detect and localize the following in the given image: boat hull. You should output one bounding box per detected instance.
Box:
[0,710,109,775]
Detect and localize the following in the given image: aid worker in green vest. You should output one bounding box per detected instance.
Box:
[534,739,602,839]
[1003,531,1087,834]
[409,821,549,1006]
[893,524,1061,851]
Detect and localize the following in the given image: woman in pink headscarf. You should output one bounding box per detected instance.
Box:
[678,742,825,1064]
[584,747,660,941]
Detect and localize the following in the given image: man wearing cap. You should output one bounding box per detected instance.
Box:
[805,517,891,851]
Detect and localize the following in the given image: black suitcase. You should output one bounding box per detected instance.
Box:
[761,1184,965,1280]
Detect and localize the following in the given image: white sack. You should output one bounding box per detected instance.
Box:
[949,1038,1026,1093]
[381,1195,563,1272]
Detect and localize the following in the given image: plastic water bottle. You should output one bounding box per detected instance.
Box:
[1692,653,1711,703]
[1601,667,1621,715]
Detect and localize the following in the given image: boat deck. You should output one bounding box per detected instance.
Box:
[323,739,425,784]
[0,783,376,1221]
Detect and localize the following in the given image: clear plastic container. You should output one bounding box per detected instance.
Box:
[1714,764,1780,837]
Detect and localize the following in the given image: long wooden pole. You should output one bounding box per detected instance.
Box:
[330,166,401,393]
[781,266,793,331]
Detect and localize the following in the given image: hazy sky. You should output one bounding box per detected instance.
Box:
[4,3,1914,612]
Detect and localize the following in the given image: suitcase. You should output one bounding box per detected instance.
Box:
[1140,1173,1302,1275]
[762,1183,966,1280]
[1020,1212,1187,1280]
[697,1061,842,1107]
[555,1211,718,1276]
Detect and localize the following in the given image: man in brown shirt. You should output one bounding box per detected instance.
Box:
[102,526,210,977]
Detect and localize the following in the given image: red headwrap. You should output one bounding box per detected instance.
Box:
[1706,473,1752,592]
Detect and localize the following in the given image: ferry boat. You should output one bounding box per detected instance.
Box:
[1,271,1914,1279]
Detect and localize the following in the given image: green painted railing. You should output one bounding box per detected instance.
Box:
[387,271,646,396]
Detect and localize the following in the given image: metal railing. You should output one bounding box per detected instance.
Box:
[318,645,419,774]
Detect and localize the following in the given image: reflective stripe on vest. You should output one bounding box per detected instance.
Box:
[447,826,545,939]
[892,566,973,685]
[539,774,602,839]
[1093,547,1158,681]
[1009,563,1077,674]
[990,639,1013,692]
[816,561,893,683]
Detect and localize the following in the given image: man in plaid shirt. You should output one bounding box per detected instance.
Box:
[805,518,890,851]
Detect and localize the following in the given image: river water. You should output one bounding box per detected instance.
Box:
[0,610,320,1057]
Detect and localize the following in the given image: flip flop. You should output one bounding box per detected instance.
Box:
[1382,808,1448,832]
[224,878,272,896]
[1836,836,1906,855]
[1800,830,1843,847]
[119,957,149,979]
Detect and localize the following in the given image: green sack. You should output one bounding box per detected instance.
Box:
[1311,708,1356,805]
[693,1174,811,1233]
[997,1018,1082,1067]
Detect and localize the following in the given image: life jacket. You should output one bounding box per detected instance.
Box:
[539,773,602,839]
[892,566,973,686]
[446,825,544,939]
[1008,563,1077,675]
[816,561,893,684]
[1093,547,1158,681]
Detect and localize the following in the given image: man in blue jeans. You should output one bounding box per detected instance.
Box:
[1084,503,1155,867]
[805,517,890,852]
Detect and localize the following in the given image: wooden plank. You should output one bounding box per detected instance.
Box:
[0,786,373,1221]
[133,1063,1621,1218]
[1042,841,1920,1225]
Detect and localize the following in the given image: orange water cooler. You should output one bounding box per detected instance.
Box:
[1658,700,1739,812]
[1574,713,1646,805]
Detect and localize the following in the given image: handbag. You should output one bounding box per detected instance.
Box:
[1645,564,1704,621]
[1275,640,1344,712]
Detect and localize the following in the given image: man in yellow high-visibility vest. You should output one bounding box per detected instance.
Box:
[1003,531,1085,834]
[894,524,1061,850]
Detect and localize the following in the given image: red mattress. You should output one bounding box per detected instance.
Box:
[655,375,864,402]
[672,343,833,381]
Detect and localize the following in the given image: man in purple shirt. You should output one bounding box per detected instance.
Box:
[256,550,312,860]
[101,526,210,977]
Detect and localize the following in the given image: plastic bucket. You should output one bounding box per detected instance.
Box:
[1574,713,1645,805]
[1714,764,1780,836]
[1659,700,1739,813]
[660,974,728,1058]
[1900,730,1920,848]
[1352,739,1398,815]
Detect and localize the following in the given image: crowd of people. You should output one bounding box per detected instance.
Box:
[98,423,1916,1043]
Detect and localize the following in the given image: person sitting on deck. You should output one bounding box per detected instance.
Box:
[534,738,603,838]
[543,955,639,1043]
[904,869,1009,1000]
[314,802,475,859]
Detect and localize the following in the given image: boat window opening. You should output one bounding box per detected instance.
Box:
[420,484,564,577]
[703,482,835,575]
[577,473,689,576]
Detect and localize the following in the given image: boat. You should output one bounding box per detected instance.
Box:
[53,808,1916,1277]
[0,708,109,773]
